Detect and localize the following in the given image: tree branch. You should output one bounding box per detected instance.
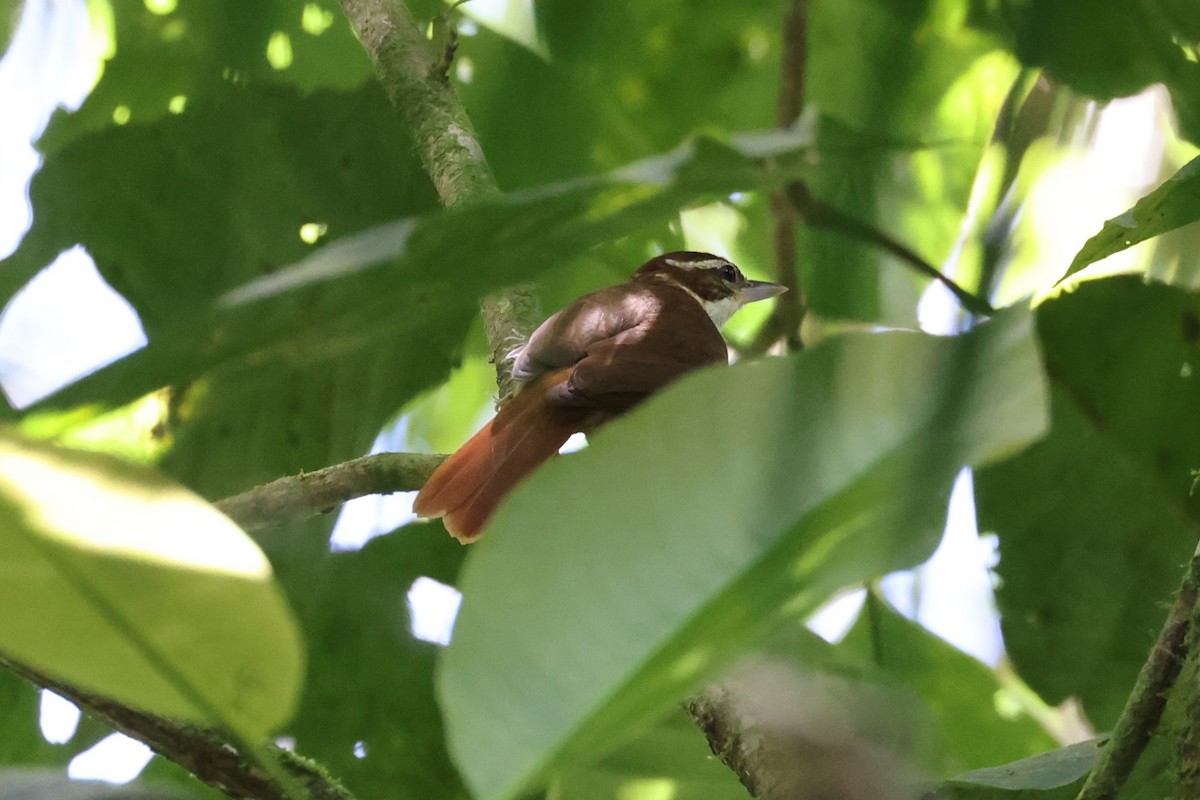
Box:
[215,0,550,536]
[1073,547,1200,800]
[215,452,445,532]
[787,181,995,317]
[752,0,810,355]
[688,656,917,800]
[0,656,355,800]
[338,0,539,399]
[0,6,541,797]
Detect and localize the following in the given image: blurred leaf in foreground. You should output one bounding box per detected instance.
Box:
[440,304,1048,800]
[0,433,303,740]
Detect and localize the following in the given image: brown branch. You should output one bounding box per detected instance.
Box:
[752,0,810,355]
[1073,548,1200,800]
[215,452,446,532]
[0,656,354,800]
[339,0,539,399]
[215,0,549,536]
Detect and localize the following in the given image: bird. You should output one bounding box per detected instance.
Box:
[413,251,786,542]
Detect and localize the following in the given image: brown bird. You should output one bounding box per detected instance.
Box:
[413,251,786,542]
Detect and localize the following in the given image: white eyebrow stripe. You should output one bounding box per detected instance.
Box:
[664,257,731,270]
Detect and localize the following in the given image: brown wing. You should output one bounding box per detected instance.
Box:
[511,284,661,383]
[545,283,728,410]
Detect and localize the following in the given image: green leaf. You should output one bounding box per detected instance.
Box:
[279,528,469,800]
[464,1,779,187]
[464,0,1009,324]
[928,739,1101,799]
[803,0,1008,321]
[36,0,370,153]
[22,131,813,417]
[549,708,749,800]
[439,306,1049,800]
[2,82,438,327]
[0,433,304,739]
[968,0,1200,143]
[841,595,1057,773]
[0,673,60,766]
[0,1,20,60]
[1058,155,1200,283]
[976,276,1200,727]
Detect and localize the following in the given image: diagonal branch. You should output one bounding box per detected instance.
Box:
[214,0,533,537]
[787,181,995,317]
[215,452,445,532]
[0,656,355,800]
[339,0,538,400]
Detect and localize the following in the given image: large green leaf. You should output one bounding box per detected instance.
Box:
[36,0,372,153]
[841,595,1056,773]
[2,82,437,327]
[800,0,1007,322]
[967,0,1200,143]
[0,433,303,739]
[439,306,1048,800]
[1058,155,1200,284]
[462,0,1008,324]
[4,82,444,511]
[928,740,1100,799]
[549,708,749,800]
[461,0,780,188]
[976,276,1200,728]
[20,131,813,417]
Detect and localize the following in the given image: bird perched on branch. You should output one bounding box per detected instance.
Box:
[414,251,786,542]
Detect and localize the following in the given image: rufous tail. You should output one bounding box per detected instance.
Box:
[413,370,584,543]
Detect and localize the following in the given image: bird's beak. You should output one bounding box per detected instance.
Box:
[740,280,788,303]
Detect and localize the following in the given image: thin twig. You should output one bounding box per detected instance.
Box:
[787,182,995,317]
[215,452,446,531]
[1073,548,1200,800]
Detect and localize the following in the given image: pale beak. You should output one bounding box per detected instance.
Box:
[740,280,788,303]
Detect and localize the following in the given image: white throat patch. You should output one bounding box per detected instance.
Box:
[673,283,742,328]
[698,293,742,328]
[659,255,742,327]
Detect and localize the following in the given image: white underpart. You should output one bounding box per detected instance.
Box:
[701,292,743,328]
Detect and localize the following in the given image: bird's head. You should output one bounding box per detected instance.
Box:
[635,251,787,328]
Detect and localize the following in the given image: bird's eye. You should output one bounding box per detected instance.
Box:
[719,264,737,282]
